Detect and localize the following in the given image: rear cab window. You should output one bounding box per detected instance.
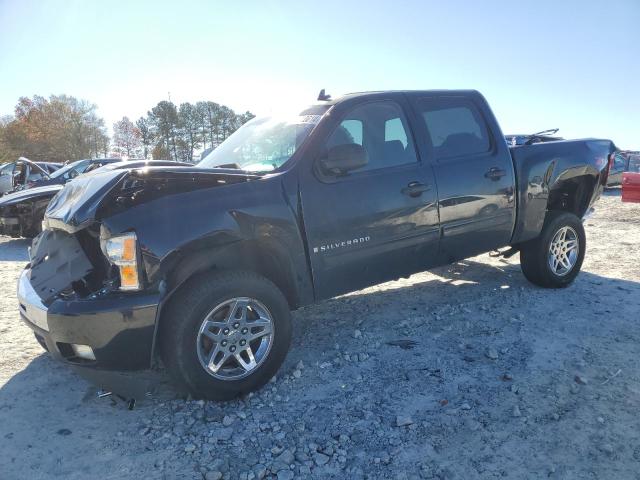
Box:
[414,97,491,158]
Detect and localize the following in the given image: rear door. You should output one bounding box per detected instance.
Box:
[300,95,440,299]
[407,93,516,262]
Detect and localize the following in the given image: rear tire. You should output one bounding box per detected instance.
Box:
[160,270,291,400]
[520,211,585,288]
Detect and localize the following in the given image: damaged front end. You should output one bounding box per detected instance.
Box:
[17,166,257,396]
[19,223,160,369]
[30,169,147,303]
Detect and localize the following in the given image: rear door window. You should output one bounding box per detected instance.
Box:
[415,98,491,158]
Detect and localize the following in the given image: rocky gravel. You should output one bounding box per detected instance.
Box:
[1,191,640,479]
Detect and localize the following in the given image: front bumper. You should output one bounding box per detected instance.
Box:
[18,269,160,371]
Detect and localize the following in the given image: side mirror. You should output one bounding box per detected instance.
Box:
[67,170,79,180]
[319,144,368,175]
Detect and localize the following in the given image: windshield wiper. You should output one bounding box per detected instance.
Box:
[524,128,559,145]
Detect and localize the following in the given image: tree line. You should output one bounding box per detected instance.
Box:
[0,94,254,164]
[0,95,109,163]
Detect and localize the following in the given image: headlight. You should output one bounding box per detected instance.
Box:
[100,230,141,291]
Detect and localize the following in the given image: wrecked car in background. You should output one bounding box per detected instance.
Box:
[0,160,188,237]
[0,157,62,196]
[0,158,119,237]
[16,89,616,401]
[622,155,640,203]
[607,150,640,187]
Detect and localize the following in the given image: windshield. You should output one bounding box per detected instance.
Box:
[50,160,85,179]
[198,107,328,172]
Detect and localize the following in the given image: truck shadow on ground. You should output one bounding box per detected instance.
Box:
[2,258,638,404]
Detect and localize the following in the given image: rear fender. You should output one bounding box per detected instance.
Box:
[510,139,613,244]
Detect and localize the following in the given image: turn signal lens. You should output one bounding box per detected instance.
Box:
[119,265,140,290]
[100,231,141,291]
[121,237,136,262]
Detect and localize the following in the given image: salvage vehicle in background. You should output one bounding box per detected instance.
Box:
[14,157,121,191]
[0,160,189,237]
[16,89,616,401]
[36,162,63,174]
[0,158,62,196]
[606,151,640,187]
[621,157,640,203]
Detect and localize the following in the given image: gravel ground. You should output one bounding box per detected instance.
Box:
[1,191,639,480]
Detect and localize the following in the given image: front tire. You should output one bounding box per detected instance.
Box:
[520,211,586,288]
[160,270,292,400]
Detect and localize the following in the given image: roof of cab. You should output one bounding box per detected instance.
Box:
[314,89,482,106]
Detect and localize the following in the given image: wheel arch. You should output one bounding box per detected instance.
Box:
[512,165,600,244]
[547,172,597,218]
[150,239,303,366]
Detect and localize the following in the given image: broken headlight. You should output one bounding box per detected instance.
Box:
[100,229,141,291]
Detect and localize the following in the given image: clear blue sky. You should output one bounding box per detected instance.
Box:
[1,0,638,149]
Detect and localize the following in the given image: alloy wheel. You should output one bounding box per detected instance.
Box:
[196,297,274,380]
[548,226,579,276]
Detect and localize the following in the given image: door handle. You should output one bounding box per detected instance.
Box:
[401,181,430,197]
[485,167,507,181]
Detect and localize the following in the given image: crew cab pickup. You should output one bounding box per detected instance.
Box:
[17,90,616,400]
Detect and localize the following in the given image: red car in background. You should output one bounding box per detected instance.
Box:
[621,154,640,203]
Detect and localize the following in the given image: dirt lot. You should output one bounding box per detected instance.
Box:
[1,191,639,480]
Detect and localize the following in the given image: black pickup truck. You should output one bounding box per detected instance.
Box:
[17,90,615,400]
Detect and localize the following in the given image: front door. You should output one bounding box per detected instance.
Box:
[408,94,516,261]
[300,96,440,300]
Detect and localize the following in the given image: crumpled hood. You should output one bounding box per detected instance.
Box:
[0,184,64,206]
[44,166,260,233]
